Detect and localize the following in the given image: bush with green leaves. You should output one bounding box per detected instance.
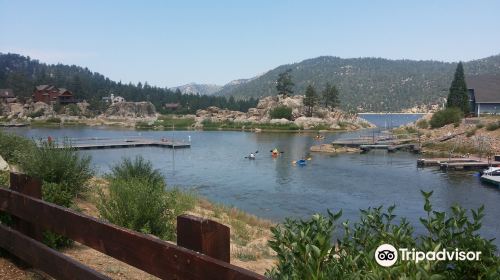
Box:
[18,140,93,248]
[0,131,35,165]
[66,104,80,116]
[430,108,463,129]
[28,108,45,118]
[416,119,429,129]
[98,156,193,241]
[266,191,500,279]
[20,140,93,207]
[270,106,293,120]
[486,121,500,131]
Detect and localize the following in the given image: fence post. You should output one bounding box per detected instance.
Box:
[177,214,230,263]
[9,172,43,241]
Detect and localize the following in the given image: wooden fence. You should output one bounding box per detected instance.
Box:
[0,172,266,280]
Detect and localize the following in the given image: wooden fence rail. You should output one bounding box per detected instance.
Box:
[0,172,266,280]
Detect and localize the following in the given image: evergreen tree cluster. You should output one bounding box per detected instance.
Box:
[278,70,340,117]
[0,53,257,114]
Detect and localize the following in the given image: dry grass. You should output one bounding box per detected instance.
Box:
[186,198,275,274]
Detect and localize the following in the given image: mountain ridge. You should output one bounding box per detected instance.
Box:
[213,54,500,111]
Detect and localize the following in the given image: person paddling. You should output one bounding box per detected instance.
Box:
[249,152,256,159]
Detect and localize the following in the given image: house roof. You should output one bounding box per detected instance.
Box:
[36,85,57,91]
[164,103,181,108]
[467,75,500,103]
[58,88,72,95]
[0,89,14,98]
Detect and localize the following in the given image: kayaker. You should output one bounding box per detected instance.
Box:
[249,153,256,159]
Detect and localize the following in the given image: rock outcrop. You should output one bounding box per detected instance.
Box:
[104,102,157,118]
[0,155,9,171]
[1,101,55,119]
[195,95,374,130]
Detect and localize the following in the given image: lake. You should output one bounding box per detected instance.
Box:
[4,114,500,246]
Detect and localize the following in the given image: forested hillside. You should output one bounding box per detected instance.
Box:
[216,55,500,112]
[0,53,257,113]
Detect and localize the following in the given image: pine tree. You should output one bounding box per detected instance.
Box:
[322,83,340,111]
[446,62,469,114]
[276,69,294,97]
[303,84,317,117]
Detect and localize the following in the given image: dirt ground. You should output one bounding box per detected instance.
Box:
[403,115,500,156]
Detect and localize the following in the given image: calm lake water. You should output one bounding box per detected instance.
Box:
[4,114,500,246]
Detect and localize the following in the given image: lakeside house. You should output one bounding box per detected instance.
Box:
[102,93,125,104]
[467,75,500,115]
[164,103,182,111]
[0,89,17,103]
[32,85,77,104]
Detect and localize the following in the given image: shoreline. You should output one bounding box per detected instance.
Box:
[3,119,365,133]
[358,112,428,115]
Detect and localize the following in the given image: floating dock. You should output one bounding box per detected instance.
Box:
[52,137,190,150]
[0,122,29,127]
[417,157,500,170]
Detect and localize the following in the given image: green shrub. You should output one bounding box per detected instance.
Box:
[466,128,477,137]
[157,115,196,128]
[476,123,485,129]
[98,156,194,241]
[430,108,463,129]
[416,119,429,129]
[20,141,94,205]
[66,104,80,116]
[19,140,93,248]
[46,117,62,123]
[266,191,500,279]
[28,108,45,118]
[106,156,164,187]
[0,131,35,164]
[98,177,175,239]
[486,121,500,131]
[270,106,293,120]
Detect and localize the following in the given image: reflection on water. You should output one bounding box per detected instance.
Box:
[3,113,500,247]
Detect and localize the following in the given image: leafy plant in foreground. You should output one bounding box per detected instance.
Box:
[266,191,500,279]
[19,140,93,248]
[98,156,194,241]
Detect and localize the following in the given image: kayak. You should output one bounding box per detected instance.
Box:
[296,159,307,166]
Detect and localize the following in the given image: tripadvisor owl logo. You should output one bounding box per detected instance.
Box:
[374,243,482,267]
[375,244,398,267]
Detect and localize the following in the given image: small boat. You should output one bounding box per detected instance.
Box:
[271,149,280,157]
[296,159,307,166]
[314,135,325,140]
[480,167,500,187]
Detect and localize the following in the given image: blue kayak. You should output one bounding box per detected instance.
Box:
[297,159,307,166]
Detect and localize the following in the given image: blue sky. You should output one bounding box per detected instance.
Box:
[1,0,499,87]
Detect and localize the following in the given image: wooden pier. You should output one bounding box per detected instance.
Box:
[333,136,421,153]
[52,137,190,150]
[417,157,500,170]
